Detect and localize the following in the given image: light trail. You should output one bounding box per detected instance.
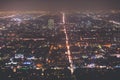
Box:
[109,20,120,25]
[86,13,120,26]
[62,13,65,24]
[0,15,16,19]
[62,12,74,74]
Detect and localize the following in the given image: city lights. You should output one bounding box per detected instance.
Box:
[0,10,120,80]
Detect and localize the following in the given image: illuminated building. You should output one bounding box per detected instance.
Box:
[48,19,54,29]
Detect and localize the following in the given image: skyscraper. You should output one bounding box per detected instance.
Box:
[48,19,54,29]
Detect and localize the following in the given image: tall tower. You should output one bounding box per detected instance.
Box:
[48,19,54,29]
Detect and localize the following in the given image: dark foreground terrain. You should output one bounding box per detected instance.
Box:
[0,68,120,80]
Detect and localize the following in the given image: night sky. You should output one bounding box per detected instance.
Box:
[0,0,120,11]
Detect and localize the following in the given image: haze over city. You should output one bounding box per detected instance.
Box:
[0,0,120,11]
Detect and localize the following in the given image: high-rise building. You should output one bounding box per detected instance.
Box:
[48,19,54,29]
